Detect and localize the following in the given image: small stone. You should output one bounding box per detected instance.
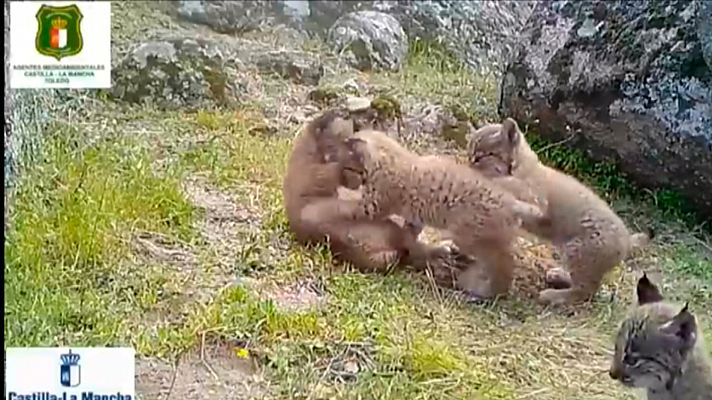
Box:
[344,96,372,112]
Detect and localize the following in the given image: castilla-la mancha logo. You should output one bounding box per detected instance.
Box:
[35,4,84,61]
[59,349,81,387]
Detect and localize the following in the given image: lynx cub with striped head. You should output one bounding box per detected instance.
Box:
[609,274,711,400]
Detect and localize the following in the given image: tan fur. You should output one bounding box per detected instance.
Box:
[283,109,457,273]
[468,118,652,305]
[340,129,545,299]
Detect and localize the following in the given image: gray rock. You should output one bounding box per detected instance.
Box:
[370,0,536,77]
[112,37,247,110]
[175,1,277,34]
[327,10,408,71]
[306,1,535,76]
[699,0,712,69]
[171,1,533,76]
[500,0,712,219]
[305,1,371,35]
[344,96,372,112]
[253,50,323,85]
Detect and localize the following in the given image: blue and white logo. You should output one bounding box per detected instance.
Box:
[5,347,135,400]
[59,349,81,387]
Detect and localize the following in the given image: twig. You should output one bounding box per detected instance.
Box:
[423,264,442,304]
[536,132,576,153]
[164,351,183,400]
[306,349,340,400]
[516,387,550,399]
[200,331,220,382]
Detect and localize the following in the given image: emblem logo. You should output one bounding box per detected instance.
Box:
[35,4,84,61]
[59,349,81,387]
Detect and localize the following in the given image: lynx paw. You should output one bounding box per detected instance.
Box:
[435,239,459,254]
[462,290,491,304]
[545,267,573,289]
[431,241,475,271]
[538,288,571,306]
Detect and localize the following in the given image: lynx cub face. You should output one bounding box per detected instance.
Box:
[610,274,711,399]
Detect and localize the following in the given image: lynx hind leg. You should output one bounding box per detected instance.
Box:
[538,237,617,306]
[326,220,406,273]
[452,234,516,299]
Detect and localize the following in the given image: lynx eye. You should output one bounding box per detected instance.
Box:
[623,353,639,366]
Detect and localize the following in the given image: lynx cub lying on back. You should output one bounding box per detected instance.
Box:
[468,118,652,305]
[338,129,545,299]
[283,109,458,273]
[610,274,711,400]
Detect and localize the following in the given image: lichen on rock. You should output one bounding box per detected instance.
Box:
[253,50,324,86]
[112,37,250,110]
[327,10,408,72]
[500,0,712,219]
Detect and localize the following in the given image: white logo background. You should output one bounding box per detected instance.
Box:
[5,347,135,398]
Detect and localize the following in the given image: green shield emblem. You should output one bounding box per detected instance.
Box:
[35,4,84,61]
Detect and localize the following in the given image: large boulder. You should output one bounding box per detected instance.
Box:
[309,1,535,76]
[327,10,408,71]
[112,34,325,109]
[112,37,248,109]
[499,0,712,219]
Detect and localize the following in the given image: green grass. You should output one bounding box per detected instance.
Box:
[4,5,711,400]
[4,120,194,346]
[366,38,499,122]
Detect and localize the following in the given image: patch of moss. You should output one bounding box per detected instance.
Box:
[441,122,471,148]
[307,85,344,106]
[370,94,402,120]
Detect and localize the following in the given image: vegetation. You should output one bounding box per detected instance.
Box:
[4,2,710,399]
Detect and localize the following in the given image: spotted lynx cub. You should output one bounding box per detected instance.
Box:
[610,274,712,400]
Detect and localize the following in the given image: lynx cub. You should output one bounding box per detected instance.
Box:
[468,118,651,305]
[339,129,544,298]
[610,274,711,400]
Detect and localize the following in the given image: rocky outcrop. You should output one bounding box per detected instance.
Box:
[371,1,536,76]
[172,1,534,77]
[112,35,324,109]
[175,1,280,34]
[112,37,247,109]
[253,50,324,85]
[327,11,408,71]
[500,0,712,219]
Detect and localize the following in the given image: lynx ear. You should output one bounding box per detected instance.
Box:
[660,303,697,352]
[636,273,664,305]
[501,118,521,146]
[344,137,366,150]
[344,137,366,165]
